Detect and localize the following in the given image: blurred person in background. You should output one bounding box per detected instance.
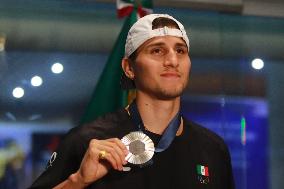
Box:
[0,139,24,189]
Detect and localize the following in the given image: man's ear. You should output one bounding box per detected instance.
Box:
[121,58,134,79]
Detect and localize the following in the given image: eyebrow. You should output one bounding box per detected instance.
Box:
[145,42,187,49]
[175,43,188,49]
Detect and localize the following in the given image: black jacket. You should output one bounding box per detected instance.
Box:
[29,108,235,189]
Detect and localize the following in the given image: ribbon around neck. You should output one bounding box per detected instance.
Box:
[128,101,181,152]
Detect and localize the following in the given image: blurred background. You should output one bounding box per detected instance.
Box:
[0,0,283,188]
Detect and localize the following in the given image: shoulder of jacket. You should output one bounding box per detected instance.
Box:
[66,109,129,140]
[184,118,229,153]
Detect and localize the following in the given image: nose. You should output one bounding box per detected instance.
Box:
[164,49,179,68]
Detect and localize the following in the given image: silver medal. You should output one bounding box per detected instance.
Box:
[121,131,155,165]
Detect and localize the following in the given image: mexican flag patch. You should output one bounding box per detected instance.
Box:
[197,164,209,176]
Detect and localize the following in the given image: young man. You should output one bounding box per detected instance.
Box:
[29,14,235,189]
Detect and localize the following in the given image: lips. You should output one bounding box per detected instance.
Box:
[160,72,181,78]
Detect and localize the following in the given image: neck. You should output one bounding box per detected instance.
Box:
[135,91,181,134]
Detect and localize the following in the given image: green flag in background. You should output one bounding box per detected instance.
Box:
[81,11,137,123]
[81,1,153,123]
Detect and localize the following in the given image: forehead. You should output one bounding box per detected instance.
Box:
[138,36,187,50]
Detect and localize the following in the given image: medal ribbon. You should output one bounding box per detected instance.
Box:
[128,101,181,152]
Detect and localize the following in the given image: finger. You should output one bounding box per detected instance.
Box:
[108,138,129,155]
[96,145,124,170]
[89,139,127,170]
[102,140,128,164]
[89,140,118,169]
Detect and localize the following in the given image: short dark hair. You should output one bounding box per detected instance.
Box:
[152,17,180,30]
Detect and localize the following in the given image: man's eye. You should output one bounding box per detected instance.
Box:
[176,48,185,54]
[151,48,162,54]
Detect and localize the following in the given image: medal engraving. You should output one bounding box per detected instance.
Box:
[129,140,145,155]
[121,131,155,165]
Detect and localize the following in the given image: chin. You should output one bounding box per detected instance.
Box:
[155,87,184,100]
[138,80,188,100]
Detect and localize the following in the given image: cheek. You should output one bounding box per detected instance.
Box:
[187,62,191,74]
[182,59,191,75]
[134,60,158,78]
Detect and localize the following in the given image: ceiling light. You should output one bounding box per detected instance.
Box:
[31,75,43,87]
[51,62,64,74]
[251,58,264,70]
[12,87,25,98]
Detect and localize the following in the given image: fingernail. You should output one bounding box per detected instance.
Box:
[122,166,131,172]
